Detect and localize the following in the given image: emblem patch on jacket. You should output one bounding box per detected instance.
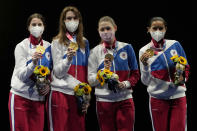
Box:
[170,49,177,56]
[119,52,127,60]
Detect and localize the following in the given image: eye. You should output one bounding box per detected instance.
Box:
[100,28,105,32]
[100,27,111,32]
[152,27,157,31]
[159,27,164,30]
[73,17,78,20]
[106,27,111,31]
[38,23,43,26]
[66,16,78,21]
[66,17,72,20]
[32,23,37,26]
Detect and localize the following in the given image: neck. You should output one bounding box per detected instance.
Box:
[67,31,75,36]
[103,38,116,49]
[36,37,41,42]
[152,38,164,48]
[105,38,116,45]
[30,34,42,46]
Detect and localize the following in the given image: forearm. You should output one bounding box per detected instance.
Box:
[53,58,72,78]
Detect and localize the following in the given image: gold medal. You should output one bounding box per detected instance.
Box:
[146,49,154,58]
[36,45,45,54]
[105,53,114,62]
[69,42,78,51]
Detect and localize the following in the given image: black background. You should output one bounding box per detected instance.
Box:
[1,0,194,130]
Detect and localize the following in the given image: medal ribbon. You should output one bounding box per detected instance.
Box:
[150,40,166,55]
[66,32,77,43]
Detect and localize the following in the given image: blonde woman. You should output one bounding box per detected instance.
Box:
[88,16,140,131]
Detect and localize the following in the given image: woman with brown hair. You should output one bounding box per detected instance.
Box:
[8,13,52,131]
[47,6,90,131]
[139,17,190,131]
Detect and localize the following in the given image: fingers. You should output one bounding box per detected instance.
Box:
[81,103,90,113]
[33,52,43,59]
[32,52,42,65]
[140,52,150,66]
[104,63,111,69]
[118,82,126,89]
[67,48,76,61]
[104,58,112,69]
[178,74,184,83]
[39,85,50,96]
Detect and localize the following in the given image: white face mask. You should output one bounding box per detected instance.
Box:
[150,30,165,42]
[65,20,79,33]
[30,26,44,38]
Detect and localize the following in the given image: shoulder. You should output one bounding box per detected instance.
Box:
[117,41,136,52]
[83,37,88,41]
[51,39,61,48]
[42,39,51,50]
[117,41,129,46]
[165,39,178,45]
[90,44,102,54]
[91,44,102,51]
[139,42,151,57]
[139,42,151,52]
[15,38,29,49]
[82,37,89,44]
[117,41,136,49]
[42,39,51,45]
[165,39,182,50]
[14,38,30,56]
[83,37,90,47]
[51,38,59,44]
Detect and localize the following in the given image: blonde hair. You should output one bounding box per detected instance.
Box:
[53,6,85,48]
[98,16,117,28]
[98,16,117,44]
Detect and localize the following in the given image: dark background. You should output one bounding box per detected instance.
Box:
[1,0,194,130]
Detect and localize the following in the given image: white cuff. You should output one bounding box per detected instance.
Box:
[143,65,150,72]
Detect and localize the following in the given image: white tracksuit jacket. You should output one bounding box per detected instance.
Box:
[10,38,53,101]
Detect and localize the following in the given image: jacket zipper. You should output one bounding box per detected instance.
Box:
[75,52,77,79]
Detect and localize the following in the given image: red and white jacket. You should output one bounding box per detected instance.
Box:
[88,41,140,102]
[139,39,190,99]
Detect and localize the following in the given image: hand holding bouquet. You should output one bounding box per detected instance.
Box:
[74,83,92,114]
[33,65,50,96]
[96,53,120,93]
[170,55,187,85]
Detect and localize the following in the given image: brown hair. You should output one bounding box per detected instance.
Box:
[148,17,167,27]
[53,6,85,48]
[27,13,46,28]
